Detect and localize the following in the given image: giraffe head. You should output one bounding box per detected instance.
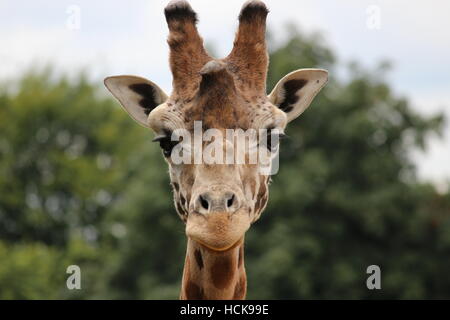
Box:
[105,0,327,252]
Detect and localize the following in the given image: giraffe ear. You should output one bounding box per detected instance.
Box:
[268,69,328,123]
[104,75,168,128]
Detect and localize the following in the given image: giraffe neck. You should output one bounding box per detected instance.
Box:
[180,237,246,300]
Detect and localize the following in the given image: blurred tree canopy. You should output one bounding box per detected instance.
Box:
[1,28,449,299]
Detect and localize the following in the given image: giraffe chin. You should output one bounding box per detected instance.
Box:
[185,210,251,252]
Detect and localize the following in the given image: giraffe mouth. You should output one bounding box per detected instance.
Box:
[185,210,251,251]
[193,237,243,252]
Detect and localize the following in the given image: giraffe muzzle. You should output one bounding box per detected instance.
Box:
[185,208,251,251]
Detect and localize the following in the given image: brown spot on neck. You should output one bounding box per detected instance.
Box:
[181,238,247,300]
[185,281,203,300]
[211,253,236,289]
[194,249,203,270]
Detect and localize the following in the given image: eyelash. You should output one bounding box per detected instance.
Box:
[153,129,285,156]
[262,129,285,152]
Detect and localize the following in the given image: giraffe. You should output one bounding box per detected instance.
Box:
[104,0,327,300]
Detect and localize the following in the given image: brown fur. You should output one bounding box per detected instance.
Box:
[189,62,243,130]
[211,254,236,289]
[185,281,204,299]
[226,1,269,94]
[165,0,211,100]
[165,0,270,130]
[238,245,244,268]
[233,273,247,299]
[181,238,246,300]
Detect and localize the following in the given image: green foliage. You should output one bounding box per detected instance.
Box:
[0,241,62,299]
[0,70,148,246]
[0,28,449,299]
[247,28,450,299]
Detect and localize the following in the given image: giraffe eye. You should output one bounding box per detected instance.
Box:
[261,128,285,153]
[153,133,179,157]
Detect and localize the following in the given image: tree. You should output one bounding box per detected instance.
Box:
[247,27,450,299]
[0,69,151,298]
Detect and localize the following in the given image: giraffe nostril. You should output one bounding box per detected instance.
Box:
[199,195,209,210]
[227,194,235,208]
[197,191,239,213]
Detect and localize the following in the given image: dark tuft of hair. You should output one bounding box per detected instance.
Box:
[238,0,269,22]
[164,0,198,23]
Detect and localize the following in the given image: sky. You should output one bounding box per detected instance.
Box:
[1,0,449,189]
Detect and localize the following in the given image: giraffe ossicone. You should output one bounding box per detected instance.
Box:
[104,0,328,300]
